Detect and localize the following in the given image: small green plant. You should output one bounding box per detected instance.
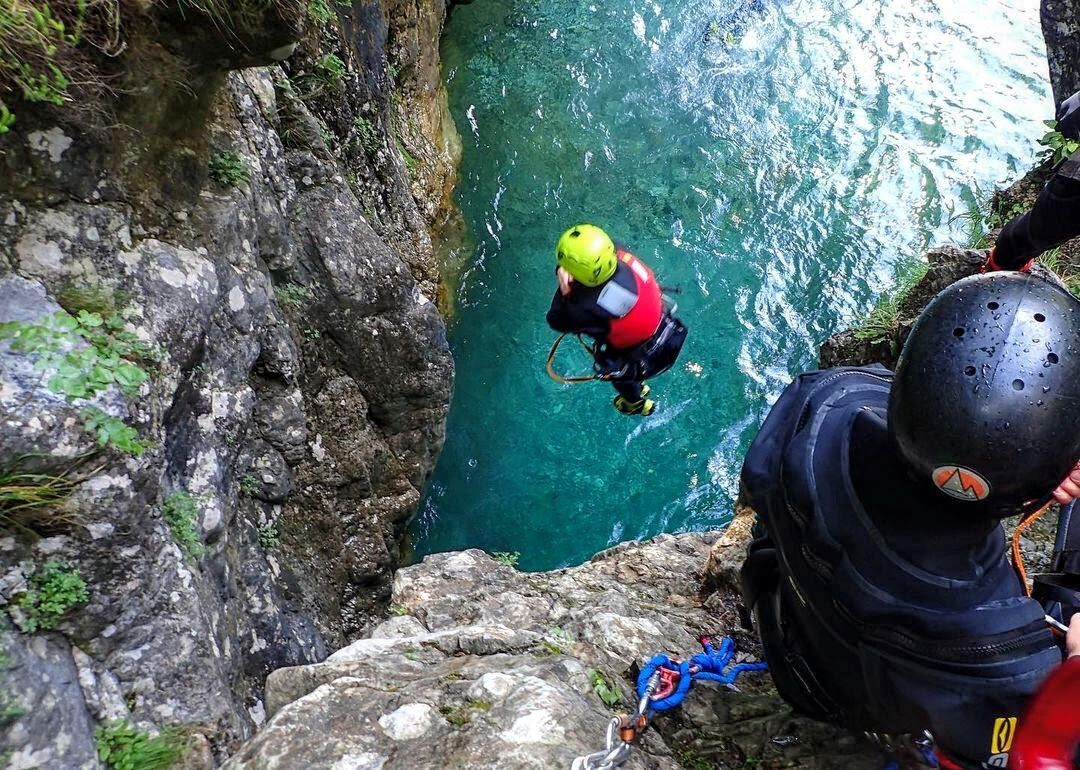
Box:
[389,604,409,616]
[853,260,929,343]
[95,720,185,770]
[257,525,279,550]
[439,704,470,726]
[11,559,88,633]
[0,102,13,133]
[539,640,563,656]
[589,670,622,708]
[273,283,311,308]
[208,150,249,186]
[315,53,346,89]
[353,115,378,153]
[161,492,205,562]
[491,551,519,568]
[469,699,492,711]
[302,326,321,340]
[307,0,333,23]
[82,408,146,456]
[239,474,259,497]
[1039,119,1080,166]
[1,310,151,399]
[0,1,88,129]
[0,308,154,454]
[441,671,462,682]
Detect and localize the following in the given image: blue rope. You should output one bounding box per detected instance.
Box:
[635,637,767,712]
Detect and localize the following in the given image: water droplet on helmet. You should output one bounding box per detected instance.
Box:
[1012,379,1025,391]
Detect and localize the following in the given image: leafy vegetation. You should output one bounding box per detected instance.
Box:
[95,720,185,770]
[853,260,929,343]
[353,114,378,153]
[208,150,250,186]
[239,474,259,497]
[273,282,311,308]
[10,559,88,633]
[0,309,151,455]
[257,524,279,550]
[307,0,333,23]
[313,52,345,90]
[161,492,205,561]
[589,670,622,708]
[491,551,519,568]
[0,0,90,130]
[1039,119,1080,166]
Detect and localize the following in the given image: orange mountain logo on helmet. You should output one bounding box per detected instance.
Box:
[932,465,991,501]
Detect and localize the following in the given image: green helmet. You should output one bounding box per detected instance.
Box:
[555,224,617,287]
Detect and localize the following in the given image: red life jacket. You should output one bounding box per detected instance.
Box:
[1009,656,1080,770]
[607,249,663,349]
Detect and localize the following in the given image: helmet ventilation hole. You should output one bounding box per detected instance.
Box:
[987,301,999,310]
[1047,352,1059,364]
[953,327,965,337]
[963,365,976,376]
[1012,378,1025,391]
[1034,313,1046,322]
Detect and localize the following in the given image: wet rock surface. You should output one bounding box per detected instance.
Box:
[229,526,883,769]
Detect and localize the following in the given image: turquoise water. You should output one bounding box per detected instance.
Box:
[412,0,1053,571]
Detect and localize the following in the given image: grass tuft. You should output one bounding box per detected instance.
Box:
[95,720,186,770]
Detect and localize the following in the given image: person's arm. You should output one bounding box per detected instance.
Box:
[1068,612,1079,659]
[988,90,1080,271]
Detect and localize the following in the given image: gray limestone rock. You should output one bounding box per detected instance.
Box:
[231,531,884,769]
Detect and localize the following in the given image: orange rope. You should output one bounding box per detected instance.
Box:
[1011,502,1053,596]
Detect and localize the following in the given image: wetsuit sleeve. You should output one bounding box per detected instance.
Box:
[546,290,610,339]
[994,151,1080,269]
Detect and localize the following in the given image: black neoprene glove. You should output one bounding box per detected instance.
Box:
[1058,90,1080,141]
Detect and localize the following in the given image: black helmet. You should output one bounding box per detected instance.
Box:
[889,272,1080,518]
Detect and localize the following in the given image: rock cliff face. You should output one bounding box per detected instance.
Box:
[1042,0,1080,102]
[223,522,881,770]
[0,2,456,767]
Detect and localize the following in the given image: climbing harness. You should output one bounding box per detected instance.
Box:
[570,636,767,770]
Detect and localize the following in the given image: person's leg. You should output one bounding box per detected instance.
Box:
[614,380,645,402]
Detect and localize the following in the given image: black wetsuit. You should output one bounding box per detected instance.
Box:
[995,150,1080,268]
[546,261,652,403]
[741,367,1062,770]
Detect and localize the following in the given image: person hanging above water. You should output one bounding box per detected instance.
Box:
[545,224,687,416]
[739,271,1080,770]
